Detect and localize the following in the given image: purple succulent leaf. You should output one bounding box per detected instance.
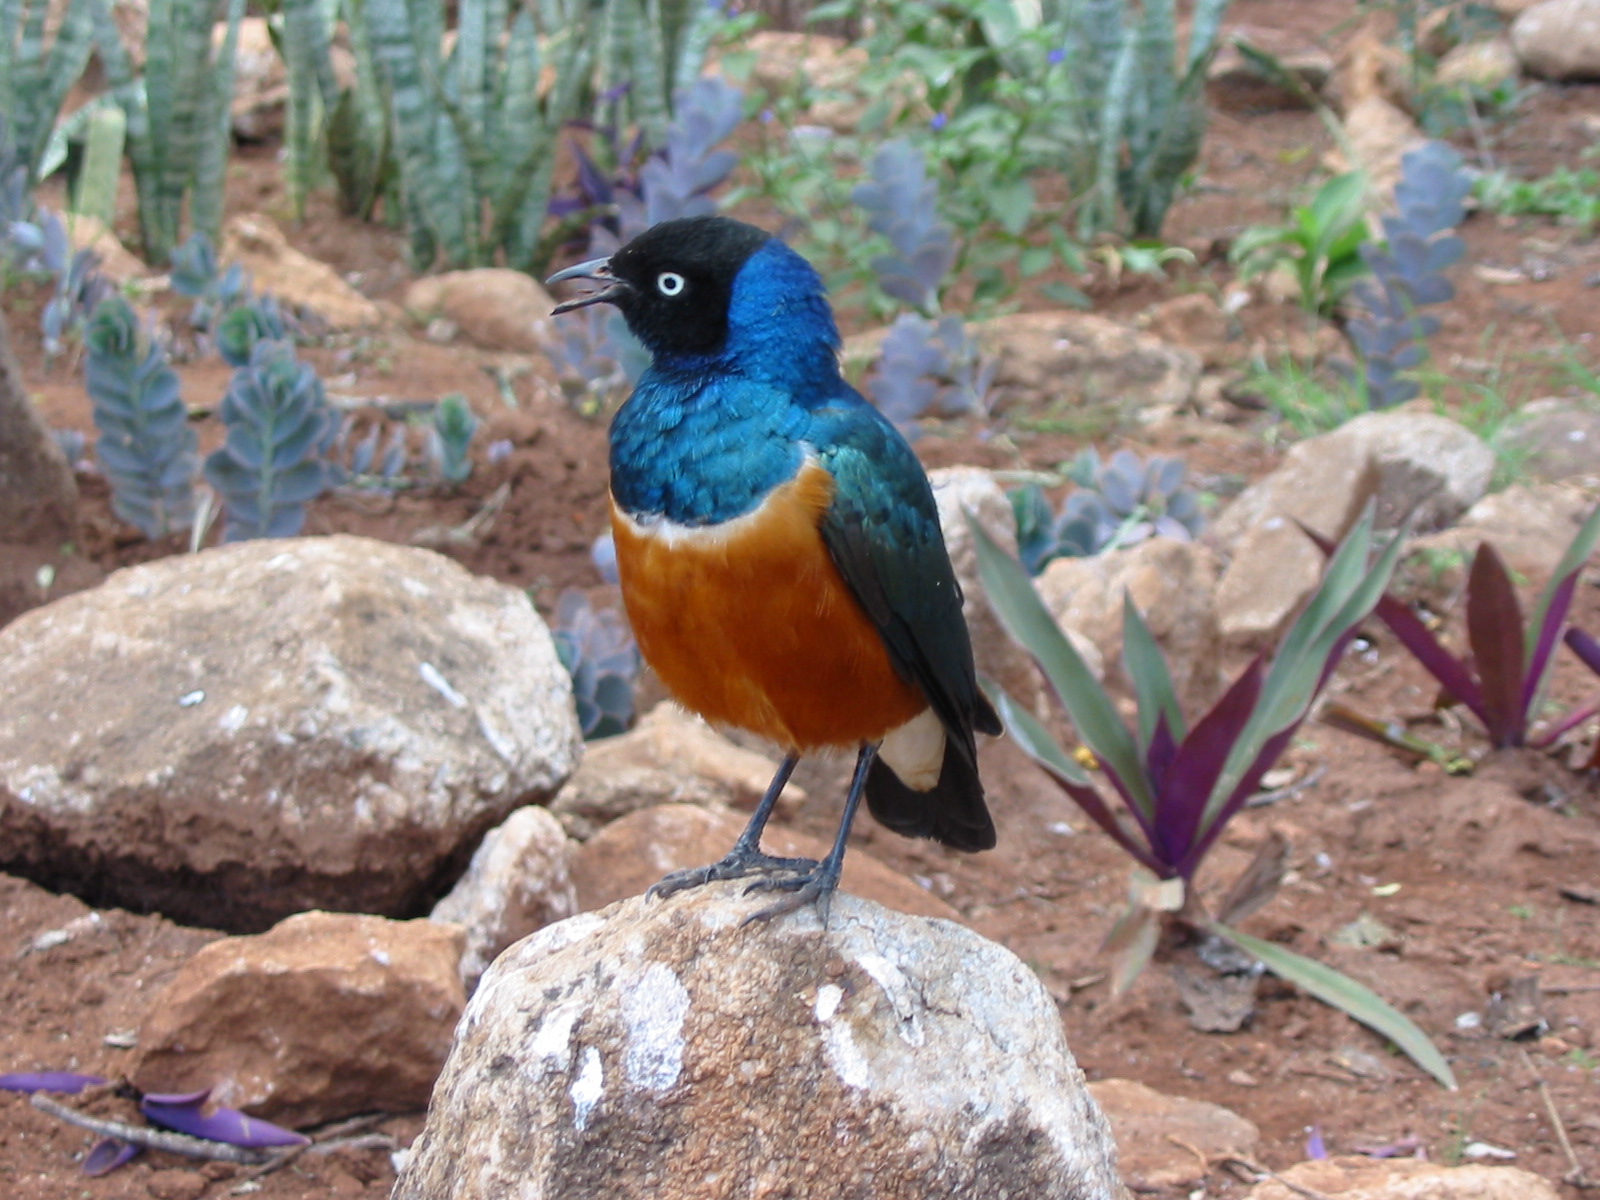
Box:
[1144,710,1179,796]
[1155,658,1266,875]
[1524,572,1582,713]
[1568,627,1600,676]
[0,1072,107,1094]
[1465,544,1527,746]
[1372,592,1487,720]
[1180,717,1307,878]
[83,1138,141,1176]
[140,1090,309,1148]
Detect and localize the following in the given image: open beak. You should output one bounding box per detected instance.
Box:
[546,257,631,314]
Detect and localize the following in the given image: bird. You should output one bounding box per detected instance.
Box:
[547,214,999,923]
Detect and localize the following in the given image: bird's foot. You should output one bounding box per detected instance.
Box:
[647,849,817,902]
[741,860,844,927]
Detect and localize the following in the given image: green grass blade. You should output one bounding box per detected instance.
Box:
[1122,594,1187,747]
[1209,920,1457,1090]
[970,514,1155,819]
[989,680,1092,785]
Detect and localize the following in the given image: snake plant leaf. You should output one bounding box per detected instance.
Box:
[1209,920,1457,1090]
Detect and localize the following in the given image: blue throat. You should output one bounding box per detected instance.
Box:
[609,240,855,526]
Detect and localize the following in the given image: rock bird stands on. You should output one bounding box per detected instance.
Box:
[548,215,998,921]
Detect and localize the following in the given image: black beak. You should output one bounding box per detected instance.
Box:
[546,257,632,314]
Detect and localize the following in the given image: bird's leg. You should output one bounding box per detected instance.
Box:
[743,742,876,928]
[647,752,814,901]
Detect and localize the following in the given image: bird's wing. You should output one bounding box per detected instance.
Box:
[808,398,1001,755]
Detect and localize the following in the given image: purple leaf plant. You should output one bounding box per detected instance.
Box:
[1318,503,1600,752]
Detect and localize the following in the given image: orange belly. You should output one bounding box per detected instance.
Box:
[611,460,927,751]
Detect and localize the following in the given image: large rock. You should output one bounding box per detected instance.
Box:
[221,213,383,329]
[1036,538,1223,716]
[1338,96,1425,200]
[1089,1079,1258,1191]
[570,803,961,922]
[1502,398,1600,483]
[550,701,805,840]
[0,536,583,930]
[973,312,1200,421]
[404,269,557,354]
[1512,0,1600,80]
[431,805,578,990]
[1213,412,1493,643]
[393,885,1127,1200]
[1406,483,1598,581]
[928,466,1048,712]
[132,911,464,1127]
[1244,1155,1561,1199]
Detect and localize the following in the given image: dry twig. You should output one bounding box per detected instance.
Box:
[29,1094,270,1165]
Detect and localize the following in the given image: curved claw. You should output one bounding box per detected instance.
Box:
[647,851,817,902]
[741,864,842,927]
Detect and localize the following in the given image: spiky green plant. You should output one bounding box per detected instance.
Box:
[68,102,125,228]
[427,392,478,484]
[1050,0,1234,237]
[366,0,586,271]
[588,0,733,146]
[0,0,98,186]
[91,0,245,263]
[84,295,198,539]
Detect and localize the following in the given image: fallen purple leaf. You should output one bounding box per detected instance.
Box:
[82,1137,141,1176]
[140,1089,309,1148]
[0,1072,107,1094]
[1305,1124,1327,1159]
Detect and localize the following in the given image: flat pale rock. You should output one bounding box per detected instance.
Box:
[404,269,557,353]
[1244,1156,1560,1199]
[132,911,465,1127]
[551,701,805,839]
[431,805,578,990]
[570,803,962,922]
[1407,483,1597,581]
[1088,1079,1259,1189]
[393,884,1127,1200]
[1513,0,1600,80]
[973,311,1200,420]
[222,212,382,329]
[0,535,583,929]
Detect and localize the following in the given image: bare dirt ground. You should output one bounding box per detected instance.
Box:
[3,0,1599,1195]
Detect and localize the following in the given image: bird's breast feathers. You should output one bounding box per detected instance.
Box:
[610,455,927,751]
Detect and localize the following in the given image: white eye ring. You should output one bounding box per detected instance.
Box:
[657,271,686,297]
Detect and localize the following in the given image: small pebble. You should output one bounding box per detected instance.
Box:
[146,1167,208,1200]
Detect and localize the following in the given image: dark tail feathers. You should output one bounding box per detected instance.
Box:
[865,737,996,853]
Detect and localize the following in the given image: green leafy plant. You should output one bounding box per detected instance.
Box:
[972,508,1456,1089]
[1476,157,1600,235]
[0,0,97,187]
[92,0,246,263]
[84,295,198,539]
[67,102,125,228]
[204,339,339,541]
[426,392,478,483]
[1231,170,1371,315]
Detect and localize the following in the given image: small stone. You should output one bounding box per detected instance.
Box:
[1512,0,1600,81]
[145,1169,208,1200]
[431,805,578,990]
[404,270,557,353]
[1435,39,1519,89]
[1089,1078,1259,1190]
[1226,1069,1258,1087]
[132,911,465,1127]
[1243,1156,1560,1199]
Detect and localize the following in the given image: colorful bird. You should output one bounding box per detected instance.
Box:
[548,215,998,922]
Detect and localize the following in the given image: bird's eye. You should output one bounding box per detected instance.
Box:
[656,272,686,297]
